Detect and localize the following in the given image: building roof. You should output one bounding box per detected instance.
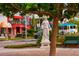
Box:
[59,23,77,27]
[74,17,79,21]
[14,16,23,19]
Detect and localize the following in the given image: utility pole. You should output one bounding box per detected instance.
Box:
[23,15,27,39]
[50,4,60,56]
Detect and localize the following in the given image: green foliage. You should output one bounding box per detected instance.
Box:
[0,4,14,16]
[69,19,79,31]
[27,28,36,37]
[10,37,24,40]
[69,20,79,25]
[36,33,42,46]
[0,3,56,16]
[4,44,38,48]
[0,37,24,41]
[0,38,8,41]
[25,4,35,10]
[0,3,79,17]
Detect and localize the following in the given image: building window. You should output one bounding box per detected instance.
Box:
[64,26,67,30]
[13,18,22,24]
[8,28,11,34]
[70,26,75,29]
[1,28,5,34]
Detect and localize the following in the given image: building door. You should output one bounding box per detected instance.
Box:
[16,27,20,34]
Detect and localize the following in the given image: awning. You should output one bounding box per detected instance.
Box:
[25,25,32,30]
[12,24,24,28]
[12,24,32,30]
[0,22,12,28]
[59,23,77,27]
[14,16,23,19]
[0,22,7,28]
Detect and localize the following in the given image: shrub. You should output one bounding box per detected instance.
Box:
[4,44,39,48]
[27,28,36,37]
[0,38,8,41]
[36,38,42,46]
[0,37,25,41]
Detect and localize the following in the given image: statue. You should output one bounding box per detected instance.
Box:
[40,16,51,48]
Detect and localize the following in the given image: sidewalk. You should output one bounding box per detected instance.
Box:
[0,47,79,56]
[0,39,37,47]
[0,39,79,56]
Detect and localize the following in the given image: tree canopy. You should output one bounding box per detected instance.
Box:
[0,3,79,18]
[0,3,61,17]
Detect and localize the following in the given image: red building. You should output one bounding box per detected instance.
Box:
[12,15,32,37]
[0,13,32,38]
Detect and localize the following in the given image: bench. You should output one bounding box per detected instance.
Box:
[63,36,79,48]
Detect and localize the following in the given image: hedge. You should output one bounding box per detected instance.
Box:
[4,44,39,48]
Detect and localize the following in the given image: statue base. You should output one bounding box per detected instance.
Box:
[40,39,50,48]
[40,44,50,48]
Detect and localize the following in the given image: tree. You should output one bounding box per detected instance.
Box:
[0,3,61,56]
[20,3,63,56]
[1,3,79,56]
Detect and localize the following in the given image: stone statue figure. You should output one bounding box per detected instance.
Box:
[41,16,51,47]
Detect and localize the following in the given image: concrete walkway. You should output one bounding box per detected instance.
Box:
[0,47,79,56]
[0,39,37,47]
[0,39,79,56]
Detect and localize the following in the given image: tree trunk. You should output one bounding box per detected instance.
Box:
[49,4,60,56]
[49,17,59,56]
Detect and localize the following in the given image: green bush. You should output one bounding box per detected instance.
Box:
[11,37,24,40]
[36,38,42,46]
[27,28,36,37]
[4,44,39,48]
[36,31,43,46]
[0,37,24,41]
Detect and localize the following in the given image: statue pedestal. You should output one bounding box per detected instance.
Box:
[40,39,50,48]
[40,44,50,48]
